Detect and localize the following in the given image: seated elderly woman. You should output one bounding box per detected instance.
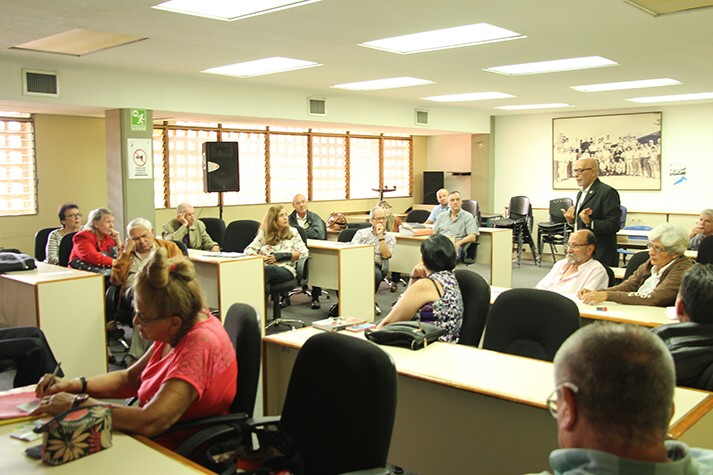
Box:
[245,205,309,297]
[45,202,82,265]
[376,234,464,342]
[69,207,122,268]
[34,248,237,448]
[579,222,694,307]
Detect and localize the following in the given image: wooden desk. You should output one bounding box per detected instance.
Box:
[388,228,513,287]
[188,250,265,331]
[263,327,713,475]
[490,286,675,328]
[0,263,107,377]
[306,239,375,322]
[0,420,211,474]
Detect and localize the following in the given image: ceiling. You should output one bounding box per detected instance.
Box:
[2,0,713,124]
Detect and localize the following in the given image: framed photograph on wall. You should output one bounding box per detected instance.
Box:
[552,112,662,190]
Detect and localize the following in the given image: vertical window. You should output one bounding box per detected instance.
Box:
[269,133,308,203]
[383,138,412,198]
[0,115,37,216]
[312,135,346,201]
[349,137,380,199]
[222,130,267,205]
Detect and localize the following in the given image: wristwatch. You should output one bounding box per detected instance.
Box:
[72,393,89,408]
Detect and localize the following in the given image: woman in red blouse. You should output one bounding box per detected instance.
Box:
[69,207,122,267]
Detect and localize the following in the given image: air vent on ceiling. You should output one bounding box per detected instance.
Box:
[415,108,429,126]
[22,68,59,97]
[308,97,326,116]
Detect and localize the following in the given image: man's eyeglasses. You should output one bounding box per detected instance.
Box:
[647,243,667,254]
[567,242,589,249]
[573,167,593,175]
[546,382,579,418]
[371,217,386,221]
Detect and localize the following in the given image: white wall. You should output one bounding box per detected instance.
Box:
[492,103,713,213]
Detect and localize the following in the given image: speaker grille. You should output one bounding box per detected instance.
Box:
[22,69,59,96]
[308,98,326,116]
[415,109,428,125]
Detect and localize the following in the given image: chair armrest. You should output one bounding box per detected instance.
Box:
[296,256,310,285]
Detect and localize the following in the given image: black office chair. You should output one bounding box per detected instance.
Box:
[58,232,77,267]
[483,288,580,361]
[459,200,481,264]
[405,209,430,223]
[695,360,713,391]
[223,220,261,253]
[602,263,617,287]
[619,205,628,230]
[537,197,573,263]
[34,227,56,262]
[454,269,490,347]
[347,221,372,229]
[199,217,226,248]
[170,303,262,471]
[623,250,650,280]
[266,226,309,331]
[198,332,397,474]
[697,235,713,264]
[493,196,538,267]
[337,228,359,243]
[170,240,190,256]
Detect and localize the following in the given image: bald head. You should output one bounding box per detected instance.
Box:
[574,158,599,189]
[292,194,308,218]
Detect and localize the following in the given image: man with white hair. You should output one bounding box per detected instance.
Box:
[688,209,713,251]
[425,188,449,225]
[536,323,713,474]
[162,203,219,252]
[579,222,693,306]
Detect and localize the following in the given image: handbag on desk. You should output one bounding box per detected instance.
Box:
[365,320,445,350]
[34,404,113,466]
[0,252,36,273]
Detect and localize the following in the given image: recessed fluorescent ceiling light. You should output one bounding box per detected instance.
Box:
[332,77,434,91]
[625,0,713,16]
[203,57,321,77]
[627,92,713,103]
[572,78,681,92]
[486,56,617,76]
[423,92,514,102]
[11,28,147,56]
[153,0,320,21]
[495,103,572,110]
[360,23,525,54]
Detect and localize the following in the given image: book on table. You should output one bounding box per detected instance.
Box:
[399,223,433,236]
[312,316,366,332]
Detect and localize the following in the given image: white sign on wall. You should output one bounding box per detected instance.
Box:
[127,138,153,180]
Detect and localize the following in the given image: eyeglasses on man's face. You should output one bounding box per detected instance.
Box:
[546,382,579,418]
[647,243,667,254]
[567,242,589,249]
[573,167,593,175]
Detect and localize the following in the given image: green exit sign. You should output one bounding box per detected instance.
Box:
[130,109,147,131]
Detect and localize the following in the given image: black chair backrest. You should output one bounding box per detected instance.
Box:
[347,221,371,229]
[695,360,713,391]
[58,232,77,267]
[508,196,531,221]
[171,240,189,256]
[279,332,397,474]
[405,209,430,223]
[461,200,480,223]
[294,225,307,244]
[223,220,261,253]
[199,217,226,248]
[454,269,490,346]
[602,264,616,287]
[35,227,56,261]
[697,235,713,265]
[483,288,580,361]
[620,205,628,229]
[624,251,650,280]
[548,198,573,223]
[223,303,261,416]
[337,228,359,243]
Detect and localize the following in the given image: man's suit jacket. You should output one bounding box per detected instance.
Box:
[161,218,218,251]
[575,178,622,267]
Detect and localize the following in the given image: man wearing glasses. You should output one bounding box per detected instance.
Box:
[535,230,608,295]
[562,157,621,267]
[579,223,693,307]
[539,323,713,474]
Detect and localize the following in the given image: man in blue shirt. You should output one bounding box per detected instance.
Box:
[537,323,713,474]
[433,191,478,260]
[425,188,449,224]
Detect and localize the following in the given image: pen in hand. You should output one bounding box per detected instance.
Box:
[44,362,62,393]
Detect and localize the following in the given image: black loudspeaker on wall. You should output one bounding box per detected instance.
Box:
[203,142,240,193]
[423,171,444,204]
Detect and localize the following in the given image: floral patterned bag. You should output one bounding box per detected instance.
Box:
[34,405,113,465]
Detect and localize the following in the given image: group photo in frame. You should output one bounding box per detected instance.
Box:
[553,112,662,191]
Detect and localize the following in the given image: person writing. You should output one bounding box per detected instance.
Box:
[45,202,82,265]
[377,234,463,343]
[34,248,237,448]
[579,223,693,307]
[245,205,309,298]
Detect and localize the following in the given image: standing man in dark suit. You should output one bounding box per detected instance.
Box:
[288,194,326,309]
[562,157,621,267]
